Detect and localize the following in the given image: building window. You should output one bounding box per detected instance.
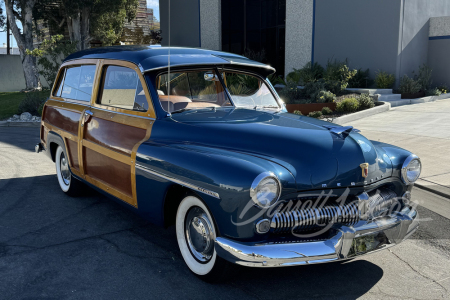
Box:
[222,0,286,77]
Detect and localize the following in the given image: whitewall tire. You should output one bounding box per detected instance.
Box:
[176,195,232,282]
[55,145,84,196]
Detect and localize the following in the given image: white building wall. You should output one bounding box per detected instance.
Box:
[200,0,221,50]
[284,0,314,78]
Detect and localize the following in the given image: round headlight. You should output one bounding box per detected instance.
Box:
[401,155,421,185]
[250,172,281,208]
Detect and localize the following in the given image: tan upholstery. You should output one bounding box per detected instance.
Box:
[101,89,136,107]
[159,95,219,112]
[159,95,192,103]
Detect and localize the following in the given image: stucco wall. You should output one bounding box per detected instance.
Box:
[0,55,54,92]
[314,0,402,80]
[399,0,450,79]
[160,0,201,48]
[0,55,27,92]
[428,39,450,86]
[200,0,221,50]
[429,16,450,37]
[284,0,314,78]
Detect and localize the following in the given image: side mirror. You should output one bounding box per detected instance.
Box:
[204,72,220,82]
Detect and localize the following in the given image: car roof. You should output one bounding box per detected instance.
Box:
[63,46,276,76]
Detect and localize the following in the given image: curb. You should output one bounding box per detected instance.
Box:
[381,93,450,107]
[0,121,40,127]
[330,102,391,125]
[415,182,450,200]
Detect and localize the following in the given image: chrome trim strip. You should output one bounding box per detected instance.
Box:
[135,164,220,199]
[90,106,156,120]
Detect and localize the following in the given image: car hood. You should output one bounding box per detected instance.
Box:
[160,108,393,190]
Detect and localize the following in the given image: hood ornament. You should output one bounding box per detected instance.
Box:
[324,126,360,139]
[360,163,369,178]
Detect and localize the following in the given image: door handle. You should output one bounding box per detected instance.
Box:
[84,110,94,124]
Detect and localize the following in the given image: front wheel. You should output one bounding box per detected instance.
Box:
[55,146,84,196]
[176,195,232,282]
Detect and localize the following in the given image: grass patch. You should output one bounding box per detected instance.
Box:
[0,91,50,120]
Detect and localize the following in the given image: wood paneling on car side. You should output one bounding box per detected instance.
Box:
[41,58,156,208]
[43,106,81,136]
[83,147,133,196]
[84,115,147,156]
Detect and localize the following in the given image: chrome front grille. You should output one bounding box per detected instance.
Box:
[270,188,400,234]
[270,202,360,233]
[367,188,399,218]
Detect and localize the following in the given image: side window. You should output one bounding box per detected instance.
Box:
[60,65,96,101]
[98,65,148,112]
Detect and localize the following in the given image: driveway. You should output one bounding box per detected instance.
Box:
[1,126,450,299]
[343,99,450,204]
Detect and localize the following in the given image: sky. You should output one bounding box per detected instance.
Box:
[0,0,160,48]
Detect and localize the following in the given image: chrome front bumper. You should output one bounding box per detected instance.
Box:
[215,206,418,267]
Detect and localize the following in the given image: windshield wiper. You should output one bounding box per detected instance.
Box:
[254,105,280,110]
[170,107,218,115]
[170,108,192,115]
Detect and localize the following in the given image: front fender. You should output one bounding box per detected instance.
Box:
[370,141,414,179]
[135,141,296,240]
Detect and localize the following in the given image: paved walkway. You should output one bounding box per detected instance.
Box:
[343,99,450,199]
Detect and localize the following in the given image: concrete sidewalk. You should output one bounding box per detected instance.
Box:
[343,99,450,198]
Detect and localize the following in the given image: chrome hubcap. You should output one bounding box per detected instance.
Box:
[185,207,214,263]
[60,153,70,185]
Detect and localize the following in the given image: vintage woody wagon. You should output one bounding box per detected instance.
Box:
[36,46,420,282]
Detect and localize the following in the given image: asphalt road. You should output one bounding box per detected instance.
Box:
[1,127,450,300]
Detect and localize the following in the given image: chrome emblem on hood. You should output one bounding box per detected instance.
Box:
[360,163,369,178]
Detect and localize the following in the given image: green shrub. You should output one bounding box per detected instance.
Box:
[315,90,336,103]
[398,75,421,94]
[425,88,442,96]
[375,71,396,89]
[308,111,323,118]
[348,68,373,88]
[336,98,359,113]
[286,70,301,84]
[323,59,357,92]
[267,73,286,86]
[278,81,305,104]
[17,92,48,116]
[321,107,333,115]
[304,80,325,96]
[437,85,449,94]
[357,93,375,110]
[293,110,303,115]
[292,62,325,85]
[415,64,432,91]
[324,80,343,95]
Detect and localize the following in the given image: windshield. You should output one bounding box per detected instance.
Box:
[222,72,280,109]
[156,69,232,113]
[156,69,280,113]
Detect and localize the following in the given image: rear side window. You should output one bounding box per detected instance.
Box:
[97,65,148,112]
[59,65,96,101]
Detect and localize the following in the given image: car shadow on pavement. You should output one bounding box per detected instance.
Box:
[0,127,41,152]
[0,175,383,299]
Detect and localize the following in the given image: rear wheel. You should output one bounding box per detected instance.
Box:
[55,146,84,196]
[176,195,232,282]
